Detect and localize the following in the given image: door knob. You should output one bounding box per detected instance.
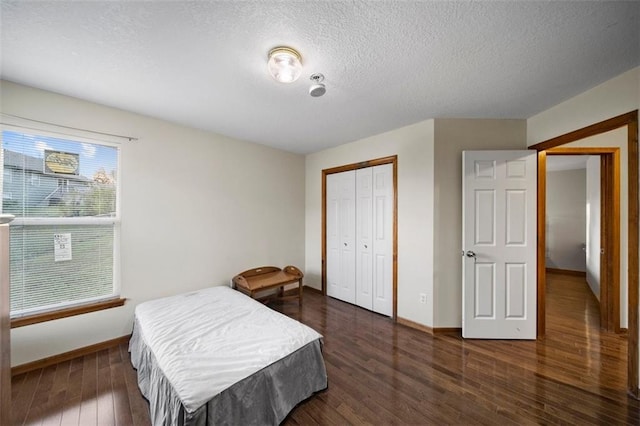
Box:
[465,250,476,258]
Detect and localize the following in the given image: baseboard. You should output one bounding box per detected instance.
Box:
[11,334,130,376]
[303,285,323,295]
[432,327,463,335]
[546,268,586,277]
[397,317,433,334]
[396,317,461,336]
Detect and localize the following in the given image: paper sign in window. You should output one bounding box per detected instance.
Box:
[54,233,72,262]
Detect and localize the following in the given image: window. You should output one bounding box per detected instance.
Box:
[30,173,40,186]
[1,128,120,319]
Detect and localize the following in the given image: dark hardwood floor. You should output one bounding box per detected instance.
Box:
[12,271,639,425]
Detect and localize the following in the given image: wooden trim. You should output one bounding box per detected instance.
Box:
[547,147,619,155]
[537,151,547,339]
[628,114,639,398]
[545,268,586,277]
[11,335,130,377]
[610,150,621,333]
[397,317,434,335]
[397,317,461,335]
[543,154,620,328]
[321,156,399,319]
[392,156,398,321]
[321,168,327,296]
[545,148,621,332]
[302,285,323,295]
[433,327,462,335]
[600,154,610,331]
[530,111,638,152]
[11,298,126,328]
[322,156,398,176]
[534,110,639,398]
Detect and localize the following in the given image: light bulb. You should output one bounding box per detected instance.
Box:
[268,47,302,83]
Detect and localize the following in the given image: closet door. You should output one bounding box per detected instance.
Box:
[326,173,340,299]
[372,164,393,316]
[326,170,356,304]
[356,167,373,310]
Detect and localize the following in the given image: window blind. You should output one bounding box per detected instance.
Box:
[1,128,120,317]
[9,225,115,315]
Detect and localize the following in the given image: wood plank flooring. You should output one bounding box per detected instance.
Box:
[11,271,639,425]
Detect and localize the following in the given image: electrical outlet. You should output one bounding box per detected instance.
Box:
[419,293,427,304]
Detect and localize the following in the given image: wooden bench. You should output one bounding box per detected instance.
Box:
[232,265,303,305]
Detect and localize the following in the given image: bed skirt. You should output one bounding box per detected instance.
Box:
[129,318,328,425]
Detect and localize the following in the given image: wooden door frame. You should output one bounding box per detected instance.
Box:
[321,155,398,320]
[543,148,620,332]
[530,110,639,397]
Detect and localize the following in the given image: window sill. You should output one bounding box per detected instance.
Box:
[10,298,126,328]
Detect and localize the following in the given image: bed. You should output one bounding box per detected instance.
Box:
[129,286,328,425]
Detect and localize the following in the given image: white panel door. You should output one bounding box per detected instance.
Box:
[327,170,357,304]
[326,173,341,299]
[462,151,537,339]
[338,171,356,304]
[372,164,393,316]
[356,167,373,310]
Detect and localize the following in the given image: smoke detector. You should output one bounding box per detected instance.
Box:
[309,73,326,97]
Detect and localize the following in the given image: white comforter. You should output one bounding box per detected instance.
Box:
[133,286,323,413]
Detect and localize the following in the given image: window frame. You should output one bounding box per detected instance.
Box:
[1,125,124,326]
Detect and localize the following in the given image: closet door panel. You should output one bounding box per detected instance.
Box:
[338,171,356,304]
[326,173,340,298]
[356,168,373,310]
[325,163,393,316]
[372,164,393,316]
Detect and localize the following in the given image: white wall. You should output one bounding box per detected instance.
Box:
[433,119,527,327]
[586,156,601,300]
[305,120,435,327]
[305,118,527,329]
[526,66,639,384]
[546,168,587,272]
[527,67,640,146]
[1,81,306,366]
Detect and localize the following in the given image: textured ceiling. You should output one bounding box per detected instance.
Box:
[1,1,639,154]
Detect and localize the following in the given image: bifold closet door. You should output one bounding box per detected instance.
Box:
[326,170,356,304]
[356,165,394,313]
[370,164,393,316]
[356,168,374,310]
[327,164,392,316]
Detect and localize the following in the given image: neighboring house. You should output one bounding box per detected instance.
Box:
[2,149,92,216]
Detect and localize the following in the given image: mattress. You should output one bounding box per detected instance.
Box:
[129,286,327,425]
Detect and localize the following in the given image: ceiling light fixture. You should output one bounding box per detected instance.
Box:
[268,46,302,83]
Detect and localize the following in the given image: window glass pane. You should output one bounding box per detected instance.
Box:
[2,130,118,218]
[10,225,115,314]
[1,129,119,317]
